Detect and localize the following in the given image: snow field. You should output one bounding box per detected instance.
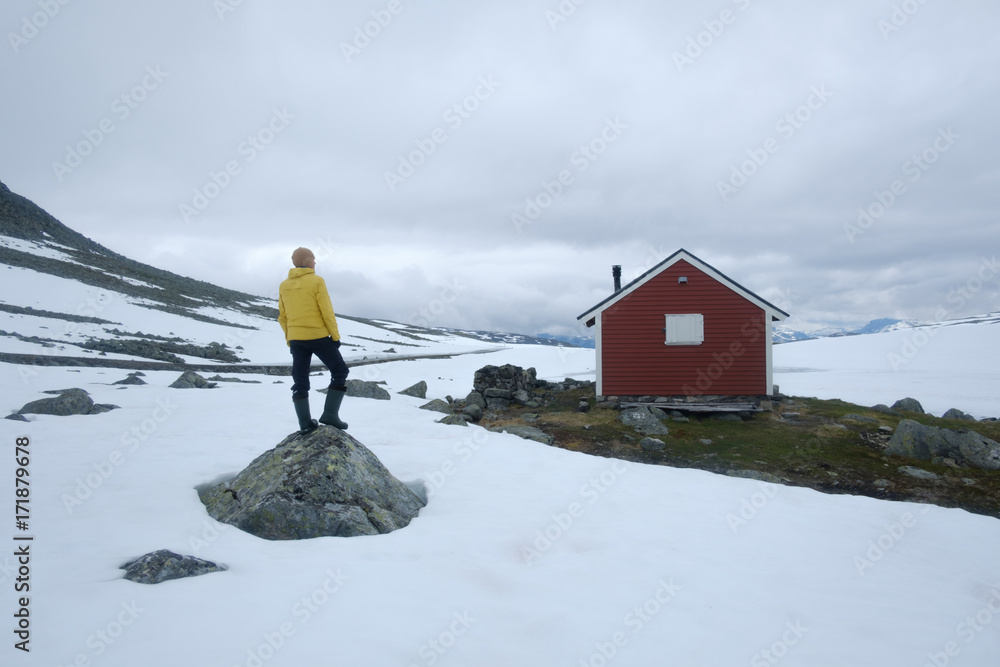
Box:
[2,345,999,666]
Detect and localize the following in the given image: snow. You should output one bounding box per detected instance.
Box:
[2,341,999,666]
[774,320,1000,419]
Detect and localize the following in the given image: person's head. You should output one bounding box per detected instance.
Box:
[291,247,315,269]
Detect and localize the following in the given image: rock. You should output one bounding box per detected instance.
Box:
[489,425,553,445]
[699,438,713,445]
[207,375,262,384]
[346,379,391,400]
[898,466,940,481]
[726,469,785,484]
[873,479,891,489]
[465,391,486,410]
[121,549,226,584]
[710,413,742,422]
[419,399,452,414]
[17,388,115,416]
[878,426,894,434]
[483,388,513,400]
[891,397,924,414]
[512,389,530,405]
[398,381,428,399]
[577,400,591,413]
[5,413,29,422]
[473,364,539,397]
[871,404,901,416]
[461,403,483,421]
[648,407,669,420]
[671,416,690,423]
[639,437,666,452]
[199,426,425,539]
[887,419,1000,470]
[169,371,217,389]
[942,408,976,421]
[619,407,669,435]
[520,413,540,423]
[437,414,468,427]
[112,372,147,386]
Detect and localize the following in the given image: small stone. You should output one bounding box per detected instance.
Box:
[699,438,713,445]
[873,479,891,489]
[346,379,391,400]
[639,437,666,452]
[897,466,940,481]
[437,414,468,427]
[169,371,217,389]
[577,401,591,413]
[121,549,227,584]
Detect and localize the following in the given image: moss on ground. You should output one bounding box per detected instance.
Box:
[480,389,1000,520]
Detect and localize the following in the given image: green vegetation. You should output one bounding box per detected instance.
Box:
[481,388,1000,520]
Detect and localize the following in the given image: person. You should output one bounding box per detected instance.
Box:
[277,247,349,433]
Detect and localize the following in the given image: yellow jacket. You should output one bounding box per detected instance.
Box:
[277,268,341,343]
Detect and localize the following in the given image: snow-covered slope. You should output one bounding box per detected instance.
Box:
[2,345,999,666]
[774,316,1000,419]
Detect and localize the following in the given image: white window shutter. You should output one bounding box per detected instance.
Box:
[664,314,704,345]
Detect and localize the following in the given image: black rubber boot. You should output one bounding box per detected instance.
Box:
[293,394,318,434]
[319,387,348,430]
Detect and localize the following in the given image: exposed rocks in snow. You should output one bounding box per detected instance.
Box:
[121,549,227,584]
[437,414,469,427]
[199,426,424,540]
[16,388,119,416]
[169,371,217,389]
[206,375,261,384]
[398,380,427,399]
[419,398,452,414]
[891,397,925,414]
[345,379,391,400]
[112,372,147,385]
[887,419,1000,470]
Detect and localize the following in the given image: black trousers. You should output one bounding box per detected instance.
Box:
[289,336,349,397]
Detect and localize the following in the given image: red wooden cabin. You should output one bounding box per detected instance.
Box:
[577,249,789,398]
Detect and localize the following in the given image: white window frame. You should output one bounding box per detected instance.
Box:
[664,314,704,345]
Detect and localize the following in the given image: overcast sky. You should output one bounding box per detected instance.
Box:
[2,0,998,336]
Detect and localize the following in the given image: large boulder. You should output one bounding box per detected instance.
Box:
[17,388,118,416]
[887,419,1000,470]
[891,397,924,414]
[199,426,424,540]
[121,550,226,584]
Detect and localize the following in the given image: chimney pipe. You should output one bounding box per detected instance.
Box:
[612,265,622,292]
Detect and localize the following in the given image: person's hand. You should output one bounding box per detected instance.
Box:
[332,339,341,349]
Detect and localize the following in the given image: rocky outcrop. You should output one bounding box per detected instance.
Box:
[398,381,427,399]
[887,419,1000,470]
[16,388,118,416]
[420,399,452,414]
[345,379,391,400]
[169,371,217,389]
[891,397,925,414]
[121,550,227,584]
[199,426,424,540]
[942,408,976,421]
